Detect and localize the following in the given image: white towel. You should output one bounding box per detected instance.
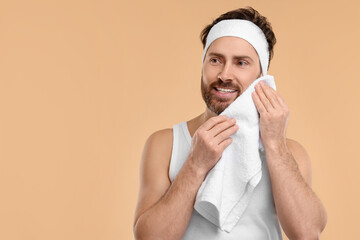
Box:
[194,75,277,232]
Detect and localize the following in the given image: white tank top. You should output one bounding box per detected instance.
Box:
[169,121,284,240]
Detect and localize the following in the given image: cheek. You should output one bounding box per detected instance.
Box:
[203,64,219,80]
[233,68,260,91]
[254,61,262,77]
[243,65,261,80]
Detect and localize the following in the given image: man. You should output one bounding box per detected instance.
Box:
[133,7,327,240]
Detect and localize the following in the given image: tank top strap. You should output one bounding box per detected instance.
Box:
[169,122,192,182]
[179,121,192,145]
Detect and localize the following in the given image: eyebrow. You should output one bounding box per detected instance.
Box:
[208,52,254,62]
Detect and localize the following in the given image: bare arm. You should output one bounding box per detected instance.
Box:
[133,116,238,240]
[266,139,327,240]
[133,131,206,240]
[252,81,327,239]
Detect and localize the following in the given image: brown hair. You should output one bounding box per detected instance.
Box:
[200,7,276,67]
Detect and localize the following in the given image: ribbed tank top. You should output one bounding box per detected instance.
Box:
[169,121,284,240]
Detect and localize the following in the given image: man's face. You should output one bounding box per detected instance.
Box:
[201,36,262,115]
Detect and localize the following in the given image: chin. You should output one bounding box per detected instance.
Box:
[209,101,233,115]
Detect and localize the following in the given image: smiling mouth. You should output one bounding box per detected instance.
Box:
[214,87,237,93]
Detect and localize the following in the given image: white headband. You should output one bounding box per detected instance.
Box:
[202,19,269,75]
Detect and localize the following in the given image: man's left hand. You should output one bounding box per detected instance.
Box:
[252,81,290,150]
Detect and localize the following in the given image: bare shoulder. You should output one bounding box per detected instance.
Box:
[142,128,173,168]
[146,128,173,150]
[134,128,173,226]
[286,138,313,187]
[140,128,173,184]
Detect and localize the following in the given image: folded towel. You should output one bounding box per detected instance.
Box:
[194,75,277,232]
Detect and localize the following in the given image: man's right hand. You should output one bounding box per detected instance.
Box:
[134,116,238,240]
[188,115,239,177]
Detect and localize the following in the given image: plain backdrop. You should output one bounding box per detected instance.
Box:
[0,0,359,239]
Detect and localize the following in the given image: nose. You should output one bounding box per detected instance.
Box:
[218,62,234,82]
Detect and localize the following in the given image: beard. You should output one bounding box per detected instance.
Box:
[201,75,241,115]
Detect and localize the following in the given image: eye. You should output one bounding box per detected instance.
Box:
[210,58,221,64]
[238,60,248,66]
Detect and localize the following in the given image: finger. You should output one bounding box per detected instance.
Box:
[273,90,287,108]
[218,137,233,151]
[252,90,267,114]
[255,82,273,112]
[201,115,228,131]
[260,82,281,108]
[263,86,289,113]
[209,118,236,137]
[214,123,238,143]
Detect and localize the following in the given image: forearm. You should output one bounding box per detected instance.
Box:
[265,144,327,240]
[134,158,205,240]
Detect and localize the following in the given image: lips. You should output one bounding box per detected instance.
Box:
[214,87,237,93]
[212,87,238,100]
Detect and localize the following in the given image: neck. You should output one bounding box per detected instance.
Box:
[186,107,218,138]
[203,107,217,123]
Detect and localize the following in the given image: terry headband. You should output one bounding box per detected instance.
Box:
[202,19,269,75]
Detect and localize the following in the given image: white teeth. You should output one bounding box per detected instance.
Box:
[216,88,236,93]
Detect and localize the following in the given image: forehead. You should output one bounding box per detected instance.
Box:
[206,36,259,59]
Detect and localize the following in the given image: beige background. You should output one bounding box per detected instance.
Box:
[0,0,359,239]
